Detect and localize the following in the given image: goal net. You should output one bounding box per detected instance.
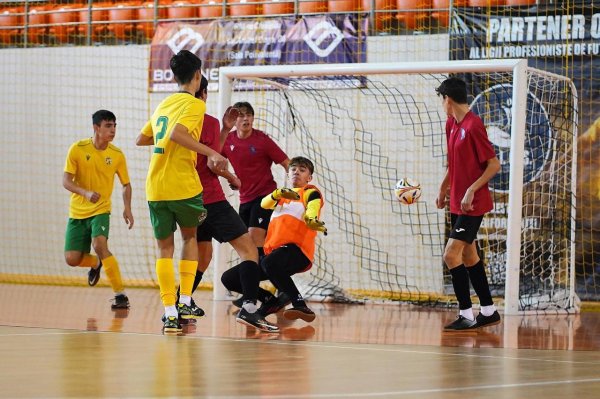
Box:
[214,60,579,314]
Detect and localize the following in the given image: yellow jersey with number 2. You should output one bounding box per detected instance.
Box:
[141,92,206,201]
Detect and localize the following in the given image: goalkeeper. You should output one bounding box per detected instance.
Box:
[221,156,326,323]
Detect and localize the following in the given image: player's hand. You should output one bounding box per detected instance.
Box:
[228,176,241,190]
[435,192,447,209]
[222,106,239,132]
[272,187,300,201]
[304,215,327,235]
[461,189,475,213]
[86,191,100,203]
[123,209,134,229]
[209,153,228,172]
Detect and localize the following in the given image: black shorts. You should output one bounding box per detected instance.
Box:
[449,213,484,244]
[196,200,248,243]
[239,195,273,230]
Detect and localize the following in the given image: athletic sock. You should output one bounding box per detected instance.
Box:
[449,264,473,311]
[78,254,98,268]
[102,255,123,293]
[467,260,494,307]
[156,258,176,307]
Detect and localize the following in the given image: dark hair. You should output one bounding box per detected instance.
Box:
[92,109,116,126]
[233,101,254,116]
[170,50,202,85]
[195,75,209,99]
[435,77,468,104]
[289,156,314,175]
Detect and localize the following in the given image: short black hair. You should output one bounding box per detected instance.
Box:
[233,101,254,116]
[289,156,314,175]
[195,75,209,99]
[170,50,202,85]
[92,110,116,126]
[435,77,468,104]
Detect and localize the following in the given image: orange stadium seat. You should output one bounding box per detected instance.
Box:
[228,0,260,17]
[199,0,224,18]
[327,0,360,13]
[431,0,468,28]
[137,1,167,40]
[107,1,140,41]
[505,0,535,5]
[48,4,80,43]
[262,0,294,15]
[298,0,328,14]
[167,0,198,20]
[77,2,110,40]
[26,6,48,44]
[468,0,505,6]
[0,7,22,45]
[396,0,432,30]
[361,0,395,31]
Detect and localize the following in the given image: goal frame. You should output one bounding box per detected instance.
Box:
[215,59,578,315]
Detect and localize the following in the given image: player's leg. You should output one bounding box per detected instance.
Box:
[64,218,101,284]
[464,242,500,328]
[90,214,129,309]
[262,245,314,322]
[443,214,477,331]
[149,200,181,334]
[242,197,273,259]
[172,194,206,319]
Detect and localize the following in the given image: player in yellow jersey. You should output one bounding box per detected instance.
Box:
[63,109,134,310]
[136,50,228,335]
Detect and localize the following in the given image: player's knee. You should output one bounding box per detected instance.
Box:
[442,250,460,268]
[221,268,236,290]
[64,253,81,267]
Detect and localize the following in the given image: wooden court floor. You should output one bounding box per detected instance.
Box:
[1,284,599,398]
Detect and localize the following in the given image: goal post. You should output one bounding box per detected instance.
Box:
[214,59,579,314]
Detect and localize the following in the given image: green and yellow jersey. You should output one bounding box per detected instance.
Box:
[64,138,130,219]
[141,92,206,201]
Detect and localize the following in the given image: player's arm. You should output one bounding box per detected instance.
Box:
[303,190,327,235]
[122,183,134,229]
[436,168,450,209]
[218,106,238,151]
[62,172,100,203]
[260,187,300,209]
[170,123,228,170]
[207,163,241,190]
[136,121,154,146]
[279,158,290,172]
[461,156,501,212]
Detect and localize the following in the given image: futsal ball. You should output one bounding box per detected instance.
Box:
[394,178,422,205]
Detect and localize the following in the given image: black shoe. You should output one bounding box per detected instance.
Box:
[88,261,102,286]
[163,316,182,335]
[177,301,205,320]
[236,308,280,333]
[283,306,316,323]
[111,294,129,309]
[231,296,244,308]
[443,315,477,331]
[258,292,291,317]
[475,311,501,328]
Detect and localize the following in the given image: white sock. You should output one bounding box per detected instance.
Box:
[179,295,191,306]
[459,308,474,321]
[165,305,177,318]
[242,302,257,313]
[480,305,496,317]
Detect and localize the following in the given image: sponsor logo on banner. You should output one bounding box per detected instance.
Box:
[148,16,367,92]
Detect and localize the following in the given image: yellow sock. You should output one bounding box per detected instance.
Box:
[102,255,124,293]
[156,258,176,306]
[179,259,198,297]
[78,254,98,268]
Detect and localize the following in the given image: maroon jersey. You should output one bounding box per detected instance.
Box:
[196,114,226,205]
[221,128,288,204]
[446,111,496,216]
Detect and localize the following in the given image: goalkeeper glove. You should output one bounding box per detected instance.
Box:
[304,215,327,235]
[271,187,300,201]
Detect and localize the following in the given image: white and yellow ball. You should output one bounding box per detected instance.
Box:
[394,178,422,205]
